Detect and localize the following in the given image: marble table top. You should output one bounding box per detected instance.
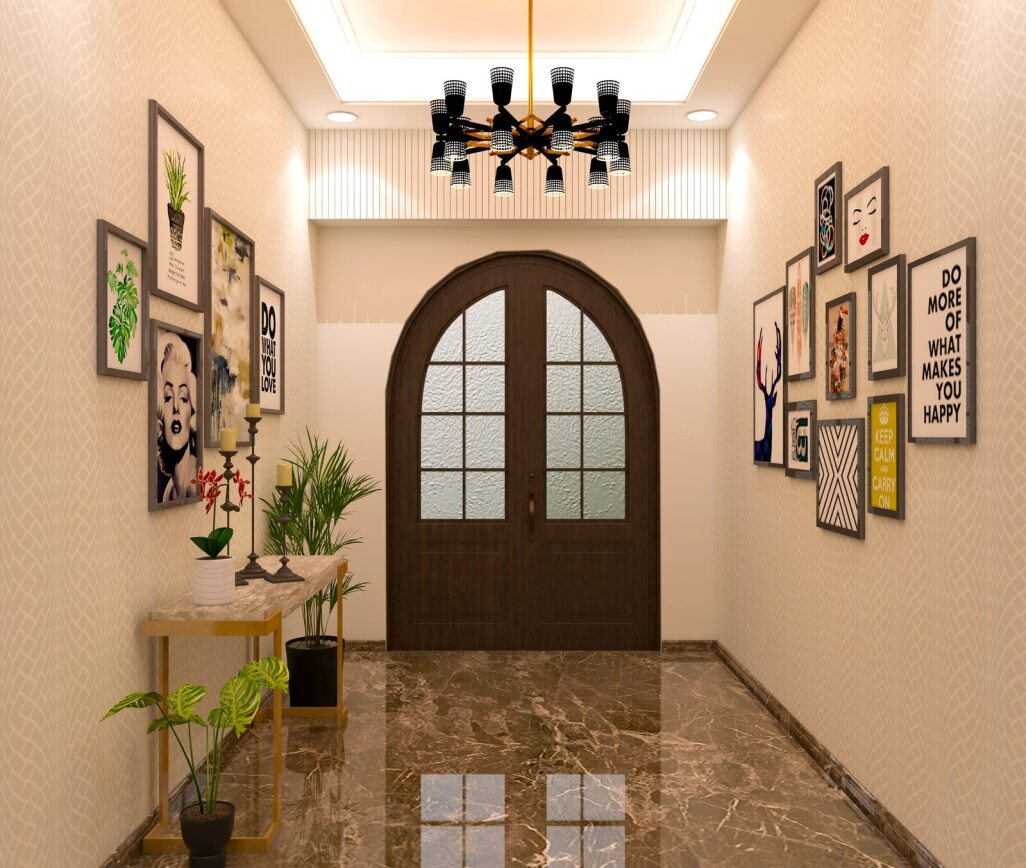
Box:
[147,556,346,623]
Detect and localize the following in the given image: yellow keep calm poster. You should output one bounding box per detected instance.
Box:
[869,396,905,519]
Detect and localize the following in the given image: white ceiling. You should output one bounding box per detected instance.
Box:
[221,0,819,129]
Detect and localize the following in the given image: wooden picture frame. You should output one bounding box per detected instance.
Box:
[785,400,817,479]
[816,417,865,539]
[825,291,856,401]
[96,220,148,380]
[752,286,787,467]
[844,166,889,273]
[867,254,906,380]
[257,278,286,415]
[867,394,905,519]
[786,247,816,381]
[814,162,843,274]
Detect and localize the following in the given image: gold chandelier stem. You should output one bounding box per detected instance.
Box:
[527,0,534,123]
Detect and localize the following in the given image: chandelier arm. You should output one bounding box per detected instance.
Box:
[457,119,493,133]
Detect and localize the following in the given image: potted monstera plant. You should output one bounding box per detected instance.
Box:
[101,656,289,868]
[163,147,189,251]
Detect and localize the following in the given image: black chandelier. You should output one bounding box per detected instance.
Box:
[428,0,632,197]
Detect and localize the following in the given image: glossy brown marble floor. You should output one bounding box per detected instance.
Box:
[128,650,906,867]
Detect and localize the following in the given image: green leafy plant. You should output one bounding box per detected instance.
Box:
[162,147,189,212]
[191,526,233,558]
[101,657,289,815]
[107,249,140,363]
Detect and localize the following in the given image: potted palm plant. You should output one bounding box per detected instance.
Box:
[263,431,378,707]
[101,656,289,868]
[163,147,189,251]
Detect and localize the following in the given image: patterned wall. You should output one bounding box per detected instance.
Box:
[0,1,317,865]
[717,1,1026,865]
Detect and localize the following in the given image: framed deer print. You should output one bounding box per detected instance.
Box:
[753,286,787,467]
[816,417,865,539]
[844,166,889,273]
[868,394,905,519]
[785,401,817,479]
[786,248,815,380]
[814,162,842,274]
[826,292,856,400]
[868,255,906,380]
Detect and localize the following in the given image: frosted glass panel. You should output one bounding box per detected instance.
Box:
[547,471,581,519]
[466,472,505,519]
[546,291,581,362]
[583,471,625,520]
[422,365,463,412]
[465,415,504,468]
[583,315,615,362]
[547,415,581,468]
[465,365,505,412]
[584,415,625,468]
[431,315,463,362]
[546,365,581,412]
[583,365,624,412]
[421,471,463,519]
[421,415,463,468]
[465,291,505,361]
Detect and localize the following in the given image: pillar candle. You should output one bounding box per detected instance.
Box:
[219,427,236,452]
[276,462,293,487]
[246,402,261,419]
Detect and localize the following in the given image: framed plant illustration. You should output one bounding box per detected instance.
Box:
[752,286,787,466]
[844,166,889,272]
[825,292,856,401]
[785,400,817,479]
[867,254,906,380]
[205,210,256,447]
[814,162,842,274]
[816,417,865,539]
[867,394,905,519]
[258,278,285,414]
[96,220,147,380]
[149,100,204,311]
[786,247,815,381]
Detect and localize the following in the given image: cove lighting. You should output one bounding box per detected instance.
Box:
[686,109,718,122]
[325,110,358,123]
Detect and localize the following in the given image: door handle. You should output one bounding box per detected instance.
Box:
[528,492,535,538]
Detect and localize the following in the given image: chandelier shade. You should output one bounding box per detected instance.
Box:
[443,79,467,118]
[588,158,609,189]
[430,141,451,176]
[494,164,514,197]
[544,164,565,197]
[450,159,472,190]
[550,66,575,107]
[430,99,449,135]
[490,66,514,107]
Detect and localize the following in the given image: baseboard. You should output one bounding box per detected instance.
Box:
[343,639,387,656]
[660,639,717,653]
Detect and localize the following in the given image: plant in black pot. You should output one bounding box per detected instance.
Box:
[162,147,189,251]
[101,656,288,868]
[263,430,379,708]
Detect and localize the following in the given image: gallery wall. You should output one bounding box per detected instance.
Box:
[0,1,318,864]
[717,0,1026,865]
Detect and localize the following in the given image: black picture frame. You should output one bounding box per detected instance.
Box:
[814,162,843,274]
[867,393,906,520]
[785,400,817,479]
[752,286,787,467]
[786,247,816,381]
[257,277,286,415]
[867,254,906,380]
[96,219,148,380]
[844,166,889,273]
[815,417,865,539]
[825,291,856,401]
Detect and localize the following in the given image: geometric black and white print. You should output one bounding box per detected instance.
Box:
[815,418,865,539]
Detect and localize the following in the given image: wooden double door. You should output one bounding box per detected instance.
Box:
[387,252,659,650]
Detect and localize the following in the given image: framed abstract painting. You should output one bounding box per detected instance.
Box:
[786,247,815,381]
[258,278,285,414]
[867,394,905,519]
[825,292,856,401]
[96,220,147,380]
[785,400,817,479]
[844,166,889,272]
[753,286,787,467]
[816,417,865,539]
[867,254,906,380]
[814,162,842,274]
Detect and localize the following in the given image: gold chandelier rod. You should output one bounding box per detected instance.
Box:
[527,0,534,123]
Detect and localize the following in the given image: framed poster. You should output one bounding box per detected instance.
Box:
[908,238,976,444]
[867,254,906,380]
[825,292,856,400]
[149,100,204,311]
[753,287,787,466]
[205,210,256,447]
[786,247,815,380]
[258,278,285,415]
[814,162,842,274]
[785,400,817,479]
[149,320,204,511]
[844,166,889,273]
[867,394,905,519]
[96,220,147,380]
[816,417,865,539]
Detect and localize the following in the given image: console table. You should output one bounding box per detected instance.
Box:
[141,555,348,854]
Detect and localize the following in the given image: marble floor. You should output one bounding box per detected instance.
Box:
[129,649,906,867]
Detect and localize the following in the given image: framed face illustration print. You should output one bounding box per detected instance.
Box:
[814,162,842,274]
[867,254,906,380]
[844,166,889,273]
[753,287,787,467]
[825,292,856,400]
[785,400,817,479]
[786,247,815,381]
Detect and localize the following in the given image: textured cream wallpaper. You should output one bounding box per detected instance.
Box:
[0,1,317,865]
[718,1,1026,865]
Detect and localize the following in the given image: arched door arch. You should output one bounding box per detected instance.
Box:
[387,251,659,650]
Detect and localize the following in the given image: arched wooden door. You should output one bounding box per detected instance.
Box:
[387,251,659,650]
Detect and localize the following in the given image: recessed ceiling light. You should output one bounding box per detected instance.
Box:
[326,110,358,123]
[686,109,718,122]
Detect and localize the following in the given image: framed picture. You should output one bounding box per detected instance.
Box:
[825,292,856,400]
[786,247,816,380]
[867,255,906,380]
[258,278,285,415]
[149,100,204,311]
[753,286,787,466]
[205,210,256,447]
[785,400,817,479]
[908,238,976,444]
[814,162,842,274]
[96,220,147,380]
[816,417,865,539]
[867,394,905,519]
[844,166,889,272]
[149,320,204,511]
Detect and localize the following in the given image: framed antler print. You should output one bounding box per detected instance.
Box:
[753,286,787,467]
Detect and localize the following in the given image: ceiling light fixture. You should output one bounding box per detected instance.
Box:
[325,110,358,123]
[428,0,632,197]
[686,109,718,122]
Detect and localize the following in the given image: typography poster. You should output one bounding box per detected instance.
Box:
[258,278,285,414]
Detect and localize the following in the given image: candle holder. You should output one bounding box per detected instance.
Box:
[237,416,271,582]
[219,449,247,586]
[266,484,303,583]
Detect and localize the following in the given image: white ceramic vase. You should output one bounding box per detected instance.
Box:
[191,556,236,606]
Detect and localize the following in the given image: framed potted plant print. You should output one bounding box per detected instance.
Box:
[258,278,285,415]
[785,400,817,479]
[867,254,906,380]
[752,286,787,466]
[814,162,842,274]
[825,292,856,400]
[908,237,976,444]
[205,209,256,447]
[815,417,865,539]
[867,394,905,519]
[786,247,815,381]
[149,100,204,311]
[844,166,889,272]
[96,220,147,380]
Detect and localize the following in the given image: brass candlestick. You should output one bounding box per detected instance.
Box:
[266,484,303,583]
[219,449,246,586]
[237,416,271,581]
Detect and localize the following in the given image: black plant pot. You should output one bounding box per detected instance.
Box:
[167,203,185,251]
[180,801,235,868]
[286,635,339,707]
